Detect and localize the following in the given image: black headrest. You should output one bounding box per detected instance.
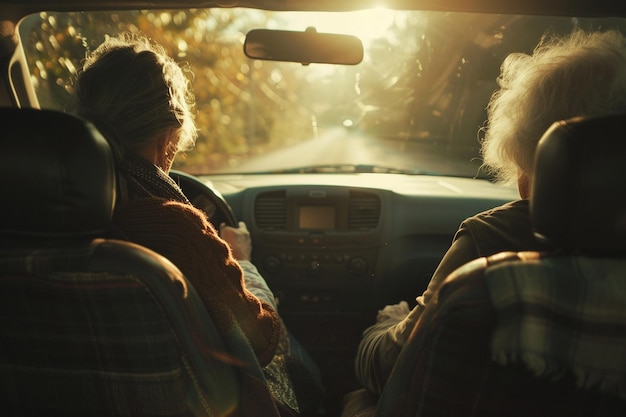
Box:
[0,108,115,238]
[531,113,626,254]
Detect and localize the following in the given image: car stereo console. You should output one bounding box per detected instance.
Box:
[249,187,383,303]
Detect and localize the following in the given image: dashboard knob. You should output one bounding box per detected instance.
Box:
[348,257,368,275]
[263,256,282,273]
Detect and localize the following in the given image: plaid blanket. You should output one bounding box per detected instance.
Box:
[486,253,626,400]
[370,252,626,417]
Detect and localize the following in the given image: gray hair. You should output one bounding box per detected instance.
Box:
[481,29,626,187]
[74,33,197,158]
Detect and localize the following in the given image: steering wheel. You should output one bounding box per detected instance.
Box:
[169,169,238,229]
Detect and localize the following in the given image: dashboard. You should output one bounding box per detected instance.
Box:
[197,172,518,364]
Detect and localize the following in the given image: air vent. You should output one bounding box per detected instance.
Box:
[255,190,287,230]
[348,190,381,230]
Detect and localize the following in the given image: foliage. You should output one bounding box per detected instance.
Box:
[20,9,324,172]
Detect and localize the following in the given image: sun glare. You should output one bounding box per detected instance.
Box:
[280,7,397,47]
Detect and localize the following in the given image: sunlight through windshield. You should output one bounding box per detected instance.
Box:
[19,8,626,177]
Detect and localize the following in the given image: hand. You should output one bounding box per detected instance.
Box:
[220,221,252,261]
[376,300,410,323]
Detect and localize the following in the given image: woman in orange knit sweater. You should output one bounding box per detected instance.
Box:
[73,32,322,416]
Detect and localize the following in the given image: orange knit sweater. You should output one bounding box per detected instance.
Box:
[111,197,281,366]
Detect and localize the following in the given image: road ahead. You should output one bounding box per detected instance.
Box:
[219,127,481,177]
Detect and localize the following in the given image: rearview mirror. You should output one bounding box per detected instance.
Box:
[244,27,364,65]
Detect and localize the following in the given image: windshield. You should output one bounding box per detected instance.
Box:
[18,8,626,177]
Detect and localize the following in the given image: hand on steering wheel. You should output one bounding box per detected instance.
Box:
[219,221,252,260]
[169,169,238,229]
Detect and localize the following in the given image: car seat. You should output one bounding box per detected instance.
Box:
[345,113,626,417]
[0,108,250,416]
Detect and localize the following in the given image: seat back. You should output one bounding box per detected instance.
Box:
[0,108,241,416]
[373,113,626,417]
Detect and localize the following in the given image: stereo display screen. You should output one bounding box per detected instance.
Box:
[298,206,335,230]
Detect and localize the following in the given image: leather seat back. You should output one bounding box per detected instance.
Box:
[0,108,242,417]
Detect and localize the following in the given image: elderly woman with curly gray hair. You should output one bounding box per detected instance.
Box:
[353,28,626,397]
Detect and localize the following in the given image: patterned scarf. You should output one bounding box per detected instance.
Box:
[116,154,190,205]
